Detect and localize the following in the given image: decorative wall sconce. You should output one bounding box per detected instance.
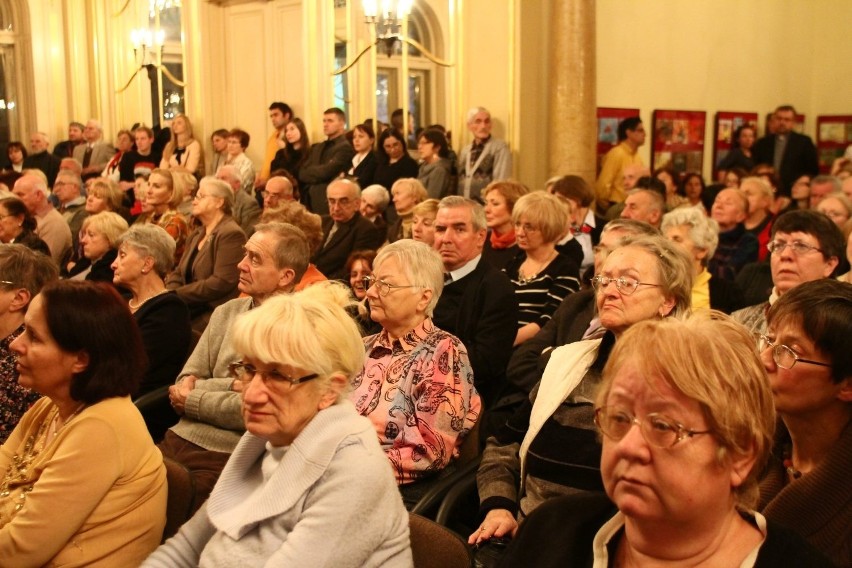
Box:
[117,27,185,93]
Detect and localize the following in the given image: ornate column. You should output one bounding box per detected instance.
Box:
[548,0,596,185]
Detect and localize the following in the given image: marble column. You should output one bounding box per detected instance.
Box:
[548,0,596,186]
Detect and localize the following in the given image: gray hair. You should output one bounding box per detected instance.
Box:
[811,175,841,193]
[601,218,660,238]
[81,211,129,249]
[199,176,235,215]
[361,184,390,212]
[329,177,362,198]
[617,234,694,318]
[438,195,487,232]
[661,205,720,264]
[216,165,241,189]
[740,176,774,201]
[0,243,59,298]
[253,222,310,284]
[466,106,490,124]
[116,224,177,278]
[373,239,445,317]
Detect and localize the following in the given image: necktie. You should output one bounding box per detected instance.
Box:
[443,273,453,285]
[82,145,93,168]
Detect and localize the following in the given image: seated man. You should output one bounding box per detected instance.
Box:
[732,209,843,334]
[160,222,310,512]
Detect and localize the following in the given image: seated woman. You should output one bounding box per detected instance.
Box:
[503,192,581,346]
[135,168,191,264]
[741,176,776,261]
[165,176,246,331]
[0,197,50,256]
[85,176,129,220]
[481,180,529,270]
[0,245,58,443]
[159,113,205,180]
[411,198,439,247]
[499,313,831,567]
[67,211,129,283]
[113,224,192,436]
[758,279,852,567]
[386,178,427,242]
[816,191,852,228]
[142,283,412,567]
[416,128,452,198]
[471,235,692,545]
[352,240,481,508]
[346,249,376,302]
[0,281,167,565]
[680,172,706,209]
[662,205,744,313]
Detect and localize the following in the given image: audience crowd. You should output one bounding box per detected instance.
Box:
[0,101,848,566]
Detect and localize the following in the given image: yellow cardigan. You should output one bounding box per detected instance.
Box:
[0,396,167,567]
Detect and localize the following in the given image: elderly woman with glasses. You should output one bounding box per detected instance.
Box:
[757,279,852,567]
[497,312,831,567]
[471,234,692,546]
[351,240,480,508]
[142,284,412,567]
[165,177,246,331]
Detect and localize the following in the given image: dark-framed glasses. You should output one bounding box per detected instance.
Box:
[766,240,822,255]
[595,406,711,448]
[362,275,419,297]
[591,275,661,296]
[228,361,319,388]
[755,334,832,370]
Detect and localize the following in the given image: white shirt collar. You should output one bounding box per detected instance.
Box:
[448,254,482,282]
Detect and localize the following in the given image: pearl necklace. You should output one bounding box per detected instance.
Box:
[518,250,557,285]
[129,289,168,311]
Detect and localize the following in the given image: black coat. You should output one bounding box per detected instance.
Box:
[312,212,384,280]
[753,131,819,195]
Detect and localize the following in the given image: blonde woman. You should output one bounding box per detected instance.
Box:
[387,178,427,242]
[160,114,205,179]
[67,212,129,283]
[136,168,190,264]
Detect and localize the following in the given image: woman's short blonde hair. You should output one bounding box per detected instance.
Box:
[412,198,439,219]
[481,180,530,211]
[82,211,129,249]
[596,311,775,509]
[230,282,364,402]
[89,177,125,212]
[616,234,694,318]
[373,239,444,317]
[511,191,570,243]
[391,178,428,204]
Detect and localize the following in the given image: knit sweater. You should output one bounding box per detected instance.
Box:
[142,401,413,567]
[168,297,252,453]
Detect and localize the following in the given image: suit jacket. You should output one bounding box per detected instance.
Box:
[299,136,355,214]
[23,151,61,187]
[753,131,819,195]
[457,137,513,199]
[506,288,596,394]
[432,258,518,409]
[312,213,383,280]
[232,189,261,237]
[72,141,115,172]
[351,151,378,189]
[165,216,247,319]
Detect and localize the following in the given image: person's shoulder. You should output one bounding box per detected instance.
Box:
[759,517,836,568]
[212,296,253,319]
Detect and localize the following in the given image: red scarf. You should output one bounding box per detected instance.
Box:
[490,229,516,250]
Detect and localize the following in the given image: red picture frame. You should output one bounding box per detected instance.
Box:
[816,115,852,173]
[713,111,758,178]
[596,107,640,175]
[651,110,706,175]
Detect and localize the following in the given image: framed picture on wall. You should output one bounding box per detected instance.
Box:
[596,107,640,175]
[713,111,758,180]
[651,109,706,175]
[816,115,852,173]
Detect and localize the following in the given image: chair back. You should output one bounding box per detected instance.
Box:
[409,512,473,568]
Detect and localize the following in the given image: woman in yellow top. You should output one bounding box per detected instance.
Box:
[0,280,167,567]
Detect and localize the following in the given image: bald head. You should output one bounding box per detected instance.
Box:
[84,119,103,143]
[12,174,49,214]
[623,164,650,192]
[263,176,295,209]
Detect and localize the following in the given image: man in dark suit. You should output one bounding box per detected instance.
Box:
[23,132,61,187]
[312,178,383,279]
[431,197,518,436]
[52,122,85,159]
[753,105,819,196]
[299,107,356,215]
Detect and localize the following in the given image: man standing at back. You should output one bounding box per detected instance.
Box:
[299,107,355,214]
[258,102,292,189]
[311,178,383,279]
[595,117,645,215]
[753,105,819,196]
[457,107,512,199]
[431,196,518,434]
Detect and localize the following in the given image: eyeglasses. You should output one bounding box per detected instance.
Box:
[362,275,419,297]
[228,361,319,388]
[594,406,711,448]
[755,334,832,370]
[766,240,822,255]
[591,275,661,295]
[513,222,540,233]
[261,190,282,200]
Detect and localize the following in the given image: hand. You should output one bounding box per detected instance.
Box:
[168,375,197,415]
[468,508,518,545]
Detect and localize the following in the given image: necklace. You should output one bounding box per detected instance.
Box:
[50,403,86,440]
[129,289,168,311]
[782,445,803,480]
[518,250,557,285]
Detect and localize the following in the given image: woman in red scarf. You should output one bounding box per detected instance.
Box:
[481,180,530,270]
